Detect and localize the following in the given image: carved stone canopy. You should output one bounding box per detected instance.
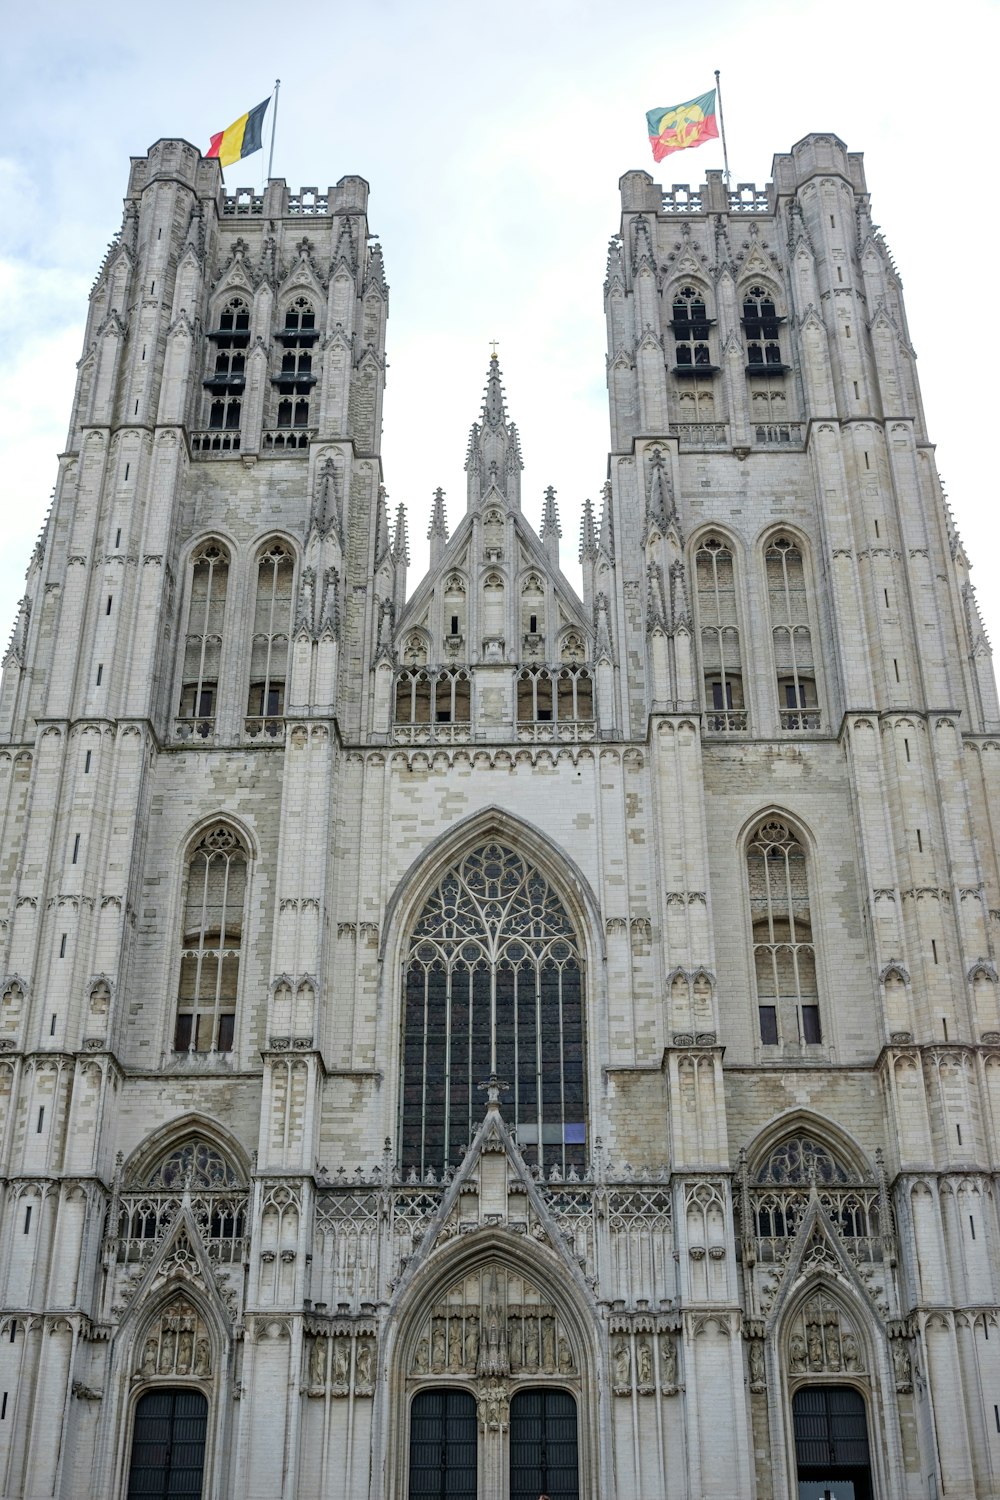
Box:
[408,1262,577,1381]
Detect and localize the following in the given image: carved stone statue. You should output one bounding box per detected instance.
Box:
[158,1329,176,1375]
[558,1336,574,1373]
[893,1339,912,1390]
[542,1317,556,1372]
[524,1319,539,1371]
[508,1316,523,1370]
[449,1319,463,1371]
[333,1338,350,1388]
[310,1338,326,1388]
[177,1329,193,1376]
[356,1341,373,1388]
[807,1327,824,1370]
[841,1332,861,1372]
[194,1338,211,1379]
[789,1334,807,1374]
[614,1339,631,1388]
[412,1337,430,1375]
[637,1339,652,1386]
[748,1340,765,1390]
[432,1320,446,1371]
[141,1338,158,1377]
[464,1317,479,1371]
[660,1334,677,1391]
[477,1379,509,1432]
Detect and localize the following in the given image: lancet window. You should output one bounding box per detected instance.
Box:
[747,818,821,1048]
[205,296,250,433]
[695,535,745,732]
[766,535,819,729]
[670,285,714,369]
[400,842,586,1176]
[177,542,229,740]
[175,825,248,1054]
[742,285,785,369]
[274,296,318,429]
[246,543,293,738]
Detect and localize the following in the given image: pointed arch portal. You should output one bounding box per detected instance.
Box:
[793,1385,872,1499]
[126,1388,207,1499]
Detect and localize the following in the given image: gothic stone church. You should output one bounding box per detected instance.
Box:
[0,131,998,1500]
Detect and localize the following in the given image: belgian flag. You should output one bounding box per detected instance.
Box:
[206,97,271,169]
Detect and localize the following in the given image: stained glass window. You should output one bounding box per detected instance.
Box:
[400,843,586,1176]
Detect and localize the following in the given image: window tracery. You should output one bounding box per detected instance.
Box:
[671,285,714,369]
[205,296,249,434]
[177,542,229,740]
[695,536,745,732]
[246,543,293,738]
[175,826,248,1054]
[747,818,820,1047]
[400,842,586,1175]
[274,296,317,429]
[765,536,819,729]
[742,284,785,369]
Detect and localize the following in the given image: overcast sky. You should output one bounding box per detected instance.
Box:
[2,0,997,662]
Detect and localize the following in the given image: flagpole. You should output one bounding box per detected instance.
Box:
[267,78,281,180]
[714,69,731,190]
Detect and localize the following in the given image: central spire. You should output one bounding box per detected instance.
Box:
[465,350,523,512]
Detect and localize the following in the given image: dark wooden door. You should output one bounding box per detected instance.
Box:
[793,1385,873,1500]
[126,1388,208,1499]
[408,1389,477,1499]
[509,1388,579,1500]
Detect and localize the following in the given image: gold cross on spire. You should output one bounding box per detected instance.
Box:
[489,339,499,358]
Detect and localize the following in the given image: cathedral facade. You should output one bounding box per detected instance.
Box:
[0,131,999,1499]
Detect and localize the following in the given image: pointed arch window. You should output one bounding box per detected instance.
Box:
[400,842,587,1177]
[205,296,249,434]
[246,543,293,738]
[742,284,787,371]
[274,296,317,428]
[747,818,821,1048]
[175,825,248,1054]
[766,536,819,730]
[695,536,745,732]
[670,285,716,372]
[177,542,229,740]
[745,1132,884,1263]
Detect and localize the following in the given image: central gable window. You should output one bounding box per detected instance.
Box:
[400,842,586,1177]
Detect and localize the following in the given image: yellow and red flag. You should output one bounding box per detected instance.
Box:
[206,98,271,169]
[646,91,719,162]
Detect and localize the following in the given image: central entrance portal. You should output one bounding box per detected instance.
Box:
[793,1386,873,1500]
[509,1389,579,1500]
[408,1390,477,1499]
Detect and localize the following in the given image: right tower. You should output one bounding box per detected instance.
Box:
[607,133,1000,1498]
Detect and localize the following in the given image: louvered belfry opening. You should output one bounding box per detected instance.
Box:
[793,1385,873,1500]
[126,1389,208,1499]
[408,1389,477,1500]
[509,1388,579,1500]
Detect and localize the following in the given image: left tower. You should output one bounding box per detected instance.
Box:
[0,140,397,1497]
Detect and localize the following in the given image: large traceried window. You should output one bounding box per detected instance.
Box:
[766,535,819,730]
[177,542,229,740]
[175,825,248,1054]
[274,296,318,432]
[204,295,250,437]
[401,843,586,1178]
[695,536,746,732]
[246,543,293,738]
[747,818,820,1048]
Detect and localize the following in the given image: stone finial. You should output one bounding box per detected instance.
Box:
[579,497,598,563]
[392,502,409,566]
[375,486,391,567]
[481,352,508,428]
[541,485,561,566]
